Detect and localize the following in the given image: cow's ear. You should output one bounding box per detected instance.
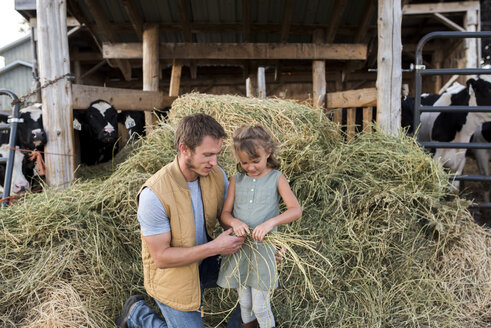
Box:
[73,118,82,131]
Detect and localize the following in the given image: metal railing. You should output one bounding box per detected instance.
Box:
[0,90,22,207]
[413,31,491,209]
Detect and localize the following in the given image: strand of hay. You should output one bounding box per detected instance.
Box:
[0,93,489,327]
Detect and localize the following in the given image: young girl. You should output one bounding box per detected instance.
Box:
[217,125,302,328]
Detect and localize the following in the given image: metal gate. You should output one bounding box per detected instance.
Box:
[0,90,22,207]
[413,31,491,209]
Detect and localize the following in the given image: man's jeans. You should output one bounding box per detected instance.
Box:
[126,256,241,328]
[126,298,241,328]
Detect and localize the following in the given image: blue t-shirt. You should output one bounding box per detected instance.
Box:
[137,168,229,247]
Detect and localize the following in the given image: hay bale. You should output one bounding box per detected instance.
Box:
[0,93,489,327]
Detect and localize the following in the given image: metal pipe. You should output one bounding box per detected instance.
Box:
[0,90,20,207]
[420,105,491,113]
[420,142,491,149]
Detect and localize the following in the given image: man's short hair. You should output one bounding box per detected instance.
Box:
[174,113,227,152]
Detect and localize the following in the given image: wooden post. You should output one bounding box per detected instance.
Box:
[346,108,356,141]
[143,24,159,129]
[376,0,402,136]
[464,6,480,69]
[312,29,326,109]
[246,77,253,97]
[169,59,182,97]
[362,106,373,133]
[432,47,443,93]
[246,64,257,97]
[257,67,266,99]
[37,0,74,188]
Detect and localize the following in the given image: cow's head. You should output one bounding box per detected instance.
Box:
[18,103,47,150]
[117,110,145,141]
[401,96,415,135]
[77,100,118,144]
[467,78,491,106]
[0,145,29,194]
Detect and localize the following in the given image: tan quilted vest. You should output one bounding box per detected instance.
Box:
[137,157,224,311]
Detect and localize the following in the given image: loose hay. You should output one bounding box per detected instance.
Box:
[0,93,489,327]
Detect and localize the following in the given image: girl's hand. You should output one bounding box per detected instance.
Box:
[231,219,250,237]
[252,221,274,241]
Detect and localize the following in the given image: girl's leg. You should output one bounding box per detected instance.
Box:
[251,288,275,328]
[238,286,256,324]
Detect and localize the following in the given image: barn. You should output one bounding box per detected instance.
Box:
[0,35,37,111]
[10,0,486,187]
[0,1,489,327]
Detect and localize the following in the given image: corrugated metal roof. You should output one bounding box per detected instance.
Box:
[0,60,33,75]
[0,35,31,55]
[71,0,372,44]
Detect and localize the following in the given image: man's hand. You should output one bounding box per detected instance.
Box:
[252,221,274,241]
[212,228,245,255]
[231,219,250,237]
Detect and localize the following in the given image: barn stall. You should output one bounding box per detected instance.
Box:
[1,0,489,327]
[11,0,483,186]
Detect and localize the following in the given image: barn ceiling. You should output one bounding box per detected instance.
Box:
[15,0,484,88]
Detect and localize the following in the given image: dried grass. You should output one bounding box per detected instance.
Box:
[0,93,489,327]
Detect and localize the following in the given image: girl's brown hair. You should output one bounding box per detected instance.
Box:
[233,125,280,173]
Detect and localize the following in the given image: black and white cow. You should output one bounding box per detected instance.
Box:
[413,78,491,187]
[0,104,47,150]
[471,121,491,177]
[0,144,29,195]
[73,100,119,165]
[401,93,441,136]
[471,121,491,202]
[117,110,145,148]
[0,103,48,191]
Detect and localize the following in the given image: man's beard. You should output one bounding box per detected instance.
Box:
[185,155,205,177]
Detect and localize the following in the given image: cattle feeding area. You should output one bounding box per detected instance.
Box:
[0,94,489,327]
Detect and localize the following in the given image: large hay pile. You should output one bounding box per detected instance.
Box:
[0,94,489,327]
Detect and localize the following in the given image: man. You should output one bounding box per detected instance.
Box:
[116,113,245,328]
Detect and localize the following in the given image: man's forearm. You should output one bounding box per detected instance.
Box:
[154,242,218,269]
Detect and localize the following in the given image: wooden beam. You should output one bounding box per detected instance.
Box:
[376,0,402,136]
[464,5,480,69]
[312,29,326,109]
[246,62,257,97]
[326,88,377,109]
[37,0,74,188]
[242,0,251,42]
[403,1,480,15]
[362,107,373,133]
[82,0,132,80]
[432,13,465,32]
[122,0,144,40]
[72,84,175,110]
[84,22,376,36]
[326,0,348,43]
[280,0,294,42]
[432,46,444,93]
[355,0,377,43]
[257,67,266,98]
[80,60,107,80]
[177,0,192,42]
[143,24,160,128]
[169,59,182,97]
[346,108,356,141]
[103,42,367,60]
[29,16,80,27]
